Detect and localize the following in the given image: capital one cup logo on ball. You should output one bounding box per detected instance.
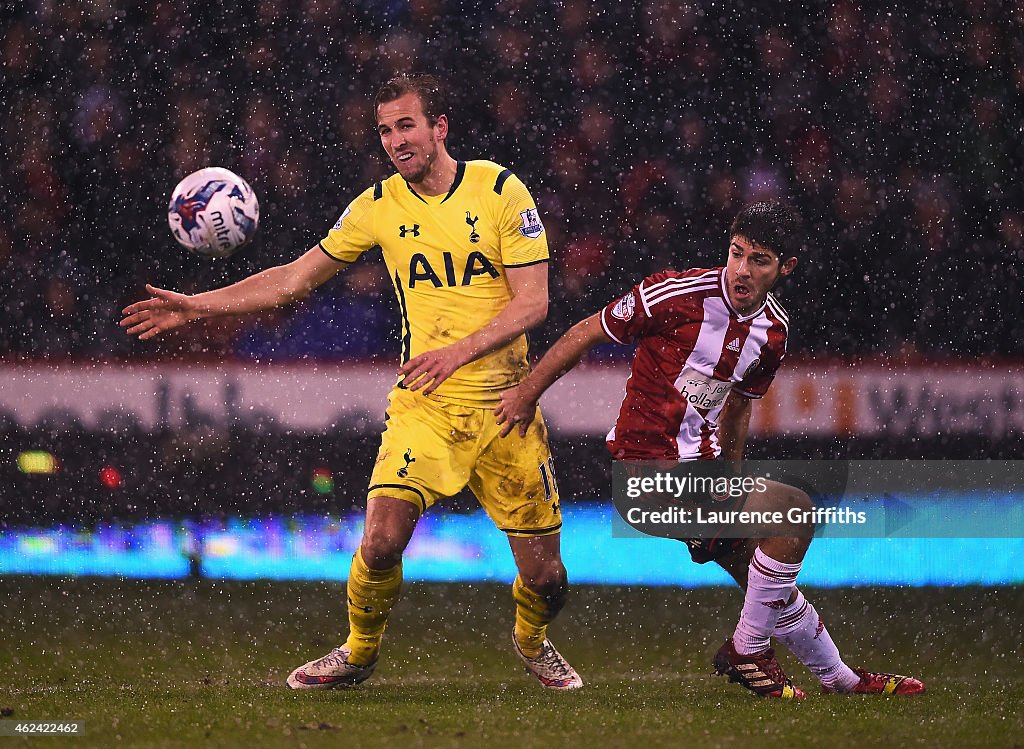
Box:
[168,167,259,258]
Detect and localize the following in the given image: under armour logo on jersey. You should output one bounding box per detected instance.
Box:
[466,212,480,243]
[399,224,420,238]
[397,449,416,478]
[726,337,742,353]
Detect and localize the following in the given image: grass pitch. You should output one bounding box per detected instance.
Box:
[1,578,1021,748]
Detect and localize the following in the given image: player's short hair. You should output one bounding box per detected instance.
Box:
[374,74,448,126]
[729,200,802,259]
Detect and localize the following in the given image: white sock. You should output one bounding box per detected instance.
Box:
[732,547,801,655]
[774,589,861,691]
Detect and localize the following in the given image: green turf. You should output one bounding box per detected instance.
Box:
[1,578,1021,748]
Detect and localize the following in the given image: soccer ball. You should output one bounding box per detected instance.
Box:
[167,167,259,258]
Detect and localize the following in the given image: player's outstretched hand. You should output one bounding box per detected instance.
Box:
[494,384,538,438]
[120,284,197,340]
[398,342,470,395]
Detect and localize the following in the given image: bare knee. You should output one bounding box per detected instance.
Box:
[787,487,815,536]
[521,559,568,601]
[760,487,814,560]
[760,484,814,534]
[509,533,567,604]
[360,497,419,569]
[359,529,406,569]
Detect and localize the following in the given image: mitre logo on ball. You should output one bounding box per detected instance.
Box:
[167,167,260,259]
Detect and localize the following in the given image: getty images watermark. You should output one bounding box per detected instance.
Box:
[611,460,1024,539]
[623,472,866,528]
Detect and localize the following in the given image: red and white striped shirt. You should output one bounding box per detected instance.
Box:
[600,267,789,461]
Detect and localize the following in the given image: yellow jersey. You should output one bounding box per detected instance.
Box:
[319,159,549,406]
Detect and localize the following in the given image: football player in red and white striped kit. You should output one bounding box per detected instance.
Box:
[496,200,925,699]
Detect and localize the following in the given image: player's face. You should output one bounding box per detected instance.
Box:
[376,93,447,184]
[725,235,796,314]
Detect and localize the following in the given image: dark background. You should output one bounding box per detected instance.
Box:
[3,0,1022,361]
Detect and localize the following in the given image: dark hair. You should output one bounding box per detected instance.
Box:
[373,74,448,126]
[729,200,802,259]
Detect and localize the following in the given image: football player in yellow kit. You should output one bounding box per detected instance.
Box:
[120,74,582,690]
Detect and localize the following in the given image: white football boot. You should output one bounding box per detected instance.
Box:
[286,646,376,689]
[512,634,584,690]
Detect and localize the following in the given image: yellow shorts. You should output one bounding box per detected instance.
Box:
[367,386,561,537]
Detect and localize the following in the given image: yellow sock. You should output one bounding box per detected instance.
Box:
[342,547,402,666]
[512,575,565,658]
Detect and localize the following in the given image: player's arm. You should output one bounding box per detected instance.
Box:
[399,262,549,394]
[717,390,753,468]
[494,313,611,437]
[120,247,346,341]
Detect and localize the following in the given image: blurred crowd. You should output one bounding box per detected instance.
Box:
[2,0,1023,362]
